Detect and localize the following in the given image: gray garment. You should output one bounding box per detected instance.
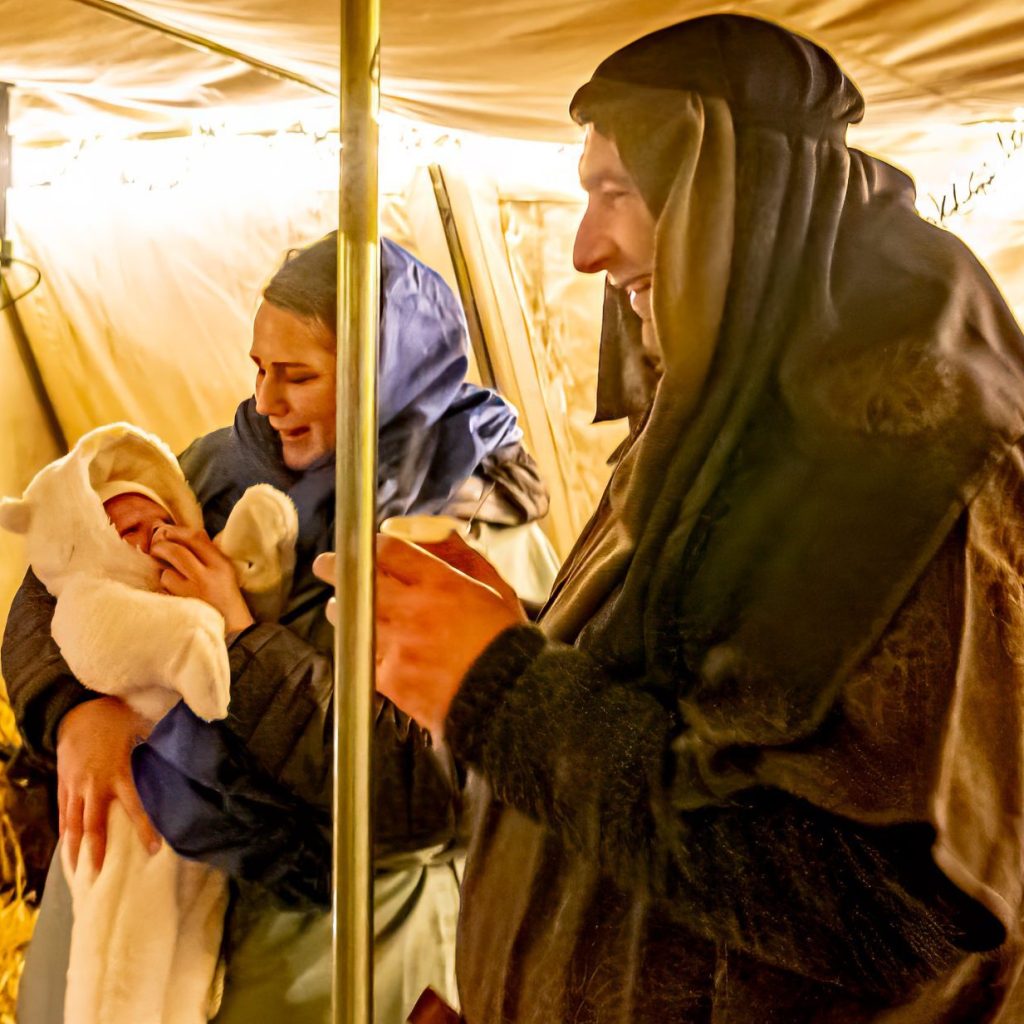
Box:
[213,855,462,1024]
[18,845,70,1024]
[17,850,462,1024]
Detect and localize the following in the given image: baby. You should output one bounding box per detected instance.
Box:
[1,422,297,1024]
[100,481,174,550]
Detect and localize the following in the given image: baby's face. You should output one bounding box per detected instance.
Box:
[103,493,174,555]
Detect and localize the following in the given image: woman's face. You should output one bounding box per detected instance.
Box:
[251,301,337,470]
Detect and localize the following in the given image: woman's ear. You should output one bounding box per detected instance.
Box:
[0,497,31,535]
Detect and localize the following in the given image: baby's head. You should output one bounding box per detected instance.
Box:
[98,480,175,555]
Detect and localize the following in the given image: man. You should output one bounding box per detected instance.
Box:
[374,15,1024,1022]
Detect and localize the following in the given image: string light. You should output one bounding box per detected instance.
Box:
[12,115,583,200]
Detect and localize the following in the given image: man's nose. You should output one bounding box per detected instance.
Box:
[573,207,614,275]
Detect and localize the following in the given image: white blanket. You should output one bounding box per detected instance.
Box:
[1,423,297,1024]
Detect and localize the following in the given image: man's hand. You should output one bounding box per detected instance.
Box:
[56,697,160,872]
[375,535,522,736]
[416,532,526,622]
[312,551,339,625]
[151,525,255,635]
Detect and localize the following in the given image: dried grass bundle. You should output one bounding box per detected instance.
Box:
[0,698,39,1022]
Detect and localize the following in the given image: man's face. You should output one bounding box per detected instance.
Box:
[104,493,174,555]
[574,127,661,371]
[251,301,337,471]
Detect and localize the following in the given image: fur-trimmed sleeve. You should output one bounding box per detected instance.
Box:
[446,619,1001,1000]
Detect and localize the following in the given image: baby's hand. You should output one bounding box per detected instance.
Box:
[151,526,255,635]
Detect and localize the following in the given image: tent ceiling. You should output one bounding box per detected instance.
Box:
[2,0,1023,146]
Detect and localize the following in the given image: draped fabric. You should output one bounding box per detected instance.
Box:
[186,236,527,546]
[4,0,1024,147]
[445,19,1024,1021]
[374,237,526,521]
[544,15,1024,824]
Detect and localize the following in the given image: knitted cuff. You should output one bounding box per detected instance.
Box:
[445,623,546,765]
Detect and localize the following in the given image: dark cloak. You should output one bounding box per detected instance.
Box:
[557,14,1024,874]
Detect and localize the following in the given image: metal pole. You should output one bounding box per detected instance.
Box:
[333,0,379,1020]
[1,83,13,266]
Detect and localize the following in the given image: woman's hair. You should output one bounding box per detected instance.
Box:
[263,231,338,336]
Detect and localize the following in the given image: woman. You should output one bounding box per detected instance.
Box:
[372,16,1024,1023]
[5,232,557,1022]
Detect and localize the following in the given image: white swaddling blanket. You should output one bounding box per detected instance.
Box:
[1,423,297,1024]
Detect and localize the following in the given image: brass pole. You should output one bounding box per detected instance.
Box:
[1,83,12,267]
[333,0,379,1020]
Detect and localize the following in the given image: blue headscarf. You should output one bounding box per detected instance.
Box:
[187,237,522,536]
[132,238,532,901]
[376,237,523,518]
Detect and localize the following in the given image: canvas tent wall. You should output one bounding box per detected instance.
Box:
[0,128,621,705]
[3,0,1024,145]
[2,0,1024,703]
[2,0,1023,700]
[0,1,1022,1017]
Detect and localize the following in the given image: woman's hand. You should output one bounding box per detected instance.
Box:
[375,535,522,736]
[56,697,160,871]
[151,525,255,635]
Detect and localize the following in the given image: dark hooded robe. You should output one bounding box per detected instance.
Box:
[443,16,1024,1023]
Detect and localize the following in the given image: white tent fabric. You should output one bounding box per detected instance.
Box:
[2,132,610,540]
[2,0,1023,147]
[8,141,335,454]
[0,301,63,690]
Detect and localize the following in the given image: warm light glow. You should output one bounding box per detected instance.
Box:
[913,119,1024,226]
[12,114,584,200]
